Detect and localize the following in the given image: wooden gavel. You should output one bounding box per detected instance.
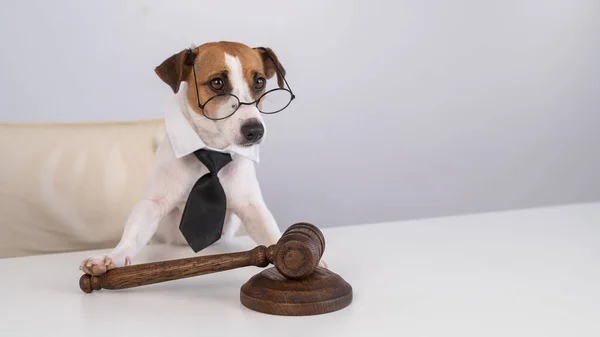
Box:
[80,222,324,293]
[79,223,352,316]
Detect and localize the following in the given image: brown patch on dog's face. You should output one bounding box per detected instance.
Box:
[183,44,230,119]
[155,41,286,119]
[187,42,263,119]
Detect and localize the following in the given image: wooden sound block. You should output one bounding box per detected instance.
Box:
[240,267,353,316]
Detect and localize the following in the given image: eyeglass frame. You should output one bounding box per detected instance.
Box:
[187,46,295,121]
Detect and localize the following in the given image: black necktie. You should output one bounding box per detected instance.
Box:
[179,148,233,252]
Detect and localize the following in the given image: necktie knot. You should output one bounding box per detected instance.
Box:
[193,148,233,174]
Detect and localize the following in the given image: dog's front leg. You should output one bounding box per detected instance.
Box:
[224,161,327,268]
[80,139,196,276]
[234,199,281,247]
[80,197,174,276]
[230,188,328,269]
[224,161,281,247]
[226,161,327,269]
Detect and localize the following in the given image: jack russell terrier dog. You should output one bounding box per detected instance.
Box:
[80,41,325,276]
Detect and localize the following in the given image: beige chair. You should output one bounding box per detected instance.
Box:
[0,119,166,258]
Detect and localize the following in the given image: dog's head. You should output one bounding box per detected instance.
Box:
[155,41,287,148]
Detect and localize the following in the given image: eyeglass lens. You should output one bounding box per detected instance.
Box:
[203,95,240,120]
[257,89,293,114]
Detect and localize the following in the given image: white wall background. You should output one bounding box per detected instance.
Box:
[1,0,599,228]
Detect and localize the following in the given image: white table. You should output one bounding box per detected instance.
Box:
[1,203,599,337]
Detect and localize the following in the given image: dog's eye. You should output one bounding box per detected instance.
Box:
[255,77,266,90]
[210,78,224,91]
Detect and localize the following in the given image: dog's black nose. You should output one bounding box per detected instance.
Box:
[241,120,264,143]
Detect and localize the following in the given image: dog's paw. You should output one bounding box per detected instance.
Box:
[79,255,131,276]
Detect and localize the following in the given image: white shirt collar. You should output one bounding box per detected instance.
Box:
[163,83,260,163]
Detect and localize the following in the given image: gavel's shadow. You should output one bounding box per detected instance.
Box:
[78,268,265,320]
[140,243,259,292]
[118,268,258,297]
[75,240,263,307]
[113,239,259,295]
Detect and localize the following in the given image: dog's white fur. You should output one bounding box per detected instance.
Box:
[80,54,283,275]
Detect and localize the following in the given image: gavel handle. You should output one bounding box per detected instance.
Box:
[80,246,271,293]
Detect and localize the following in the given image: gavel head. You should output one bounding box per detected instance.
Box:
[271,222,325,280]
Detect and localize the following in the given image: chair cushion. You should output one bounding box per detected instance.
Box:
[0,119,165,258]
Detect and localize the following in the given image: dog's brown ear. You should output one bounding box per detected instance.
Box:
[155,49,197,93]
[256,47,286,88]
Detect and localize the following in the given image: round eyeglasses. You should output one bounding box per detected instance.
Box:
[196,88,295,121]
[189,47,295,121]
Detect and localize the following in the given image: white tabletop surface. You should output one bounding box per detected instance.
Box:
[1,202,599,337]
